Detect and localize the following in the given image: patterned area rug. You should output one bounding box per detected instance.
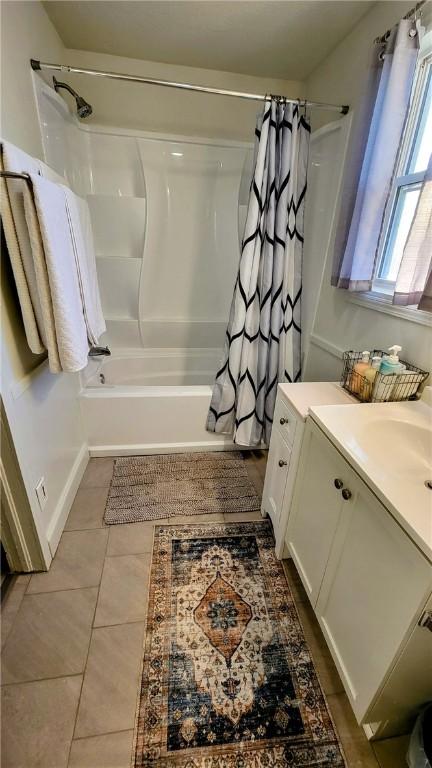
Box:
[133,521,346,767]
[104,452,261,524]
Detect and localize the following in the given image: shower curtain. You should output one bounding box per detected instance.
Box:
[207,99,310,446]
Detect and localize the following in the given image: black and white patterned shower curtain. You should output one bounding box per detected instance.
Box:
[206,99,310,446]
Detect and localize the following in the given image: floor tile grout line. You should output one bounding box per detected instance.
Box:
[90,548,149,628]
[25,530,109,596]
[0,585,101,658]
[1,672,84,687]
[92,550,151,628]
[0,583,31,650]
[64,525,108,533]
[24,583,105,596]
[92,618,147,631]
[67,527,110,763]
[70,726,133,743]
[103,552,153,559]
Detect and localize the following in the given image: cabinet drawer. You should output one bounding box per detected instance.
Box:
[273,397,297,446]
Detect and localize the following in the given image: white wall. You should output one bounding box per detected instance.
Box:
[303,1,432,380]
[0,1,88,566]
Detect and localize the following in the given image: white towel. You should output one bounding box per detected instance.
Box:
[1,144,45,353]
[63,188,106,345]
[25,174,89,372]
[2,139,106,373]
[1,140,69,358]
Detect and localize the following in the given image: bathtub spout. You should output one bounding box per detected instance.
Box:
[89,346,111,357]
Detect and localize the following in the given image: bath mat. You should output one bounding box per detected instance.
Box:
[133,520,346,767]
[103,451,261,524]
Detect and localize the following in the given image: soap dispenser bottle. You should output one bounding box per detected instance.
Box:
[373,345,404,402]
[350,351,370,394]
[361,356,381,401]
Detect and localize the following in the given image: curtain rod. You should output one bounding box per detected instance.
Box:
[30,60,349,115]
[374,0,426,44]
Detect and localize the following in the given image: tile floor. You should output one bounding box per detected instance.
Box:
[1,452,410,768]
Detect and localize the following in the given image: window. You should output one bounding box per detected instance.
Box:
[372,33,432,299]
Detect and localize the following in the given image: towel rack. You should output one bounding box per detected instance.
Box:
[0,171,32,182]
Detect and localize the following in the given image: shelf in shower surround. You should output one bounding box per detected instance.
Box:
[86,133,145,197]
[89,197,146,260]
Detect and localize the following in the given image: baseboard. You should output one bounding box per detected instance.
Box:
[46,443,89,555]
[89,440,239,457]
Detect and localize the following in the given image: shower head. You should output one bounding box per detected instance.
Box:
[53,76,93,119]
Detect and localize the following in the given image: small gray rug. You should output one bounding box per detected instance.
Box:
[104,451,261,524]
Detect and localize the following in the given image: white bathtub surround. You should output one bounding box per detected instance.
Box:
[207,100,310,447]
[32,80,254,355]
[79,350,237,456]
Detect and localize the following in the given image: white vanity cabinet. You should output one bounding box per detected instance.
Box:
[261,395,298,555]
[261,382,354,557]
[285,418,356,604]
[286,418,432,736]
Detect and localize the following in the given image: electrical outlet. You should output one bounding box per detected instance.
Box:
[35,478,48,510]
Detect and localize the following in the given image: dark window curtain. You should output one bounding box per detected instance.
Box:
[331,19,419,291]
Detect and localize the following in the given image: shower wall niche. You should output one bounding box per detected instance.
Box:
[34,75,253,352]
[85,133,147,348]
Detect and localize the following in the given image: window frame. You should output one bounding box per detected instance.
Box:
[371,43,432,299]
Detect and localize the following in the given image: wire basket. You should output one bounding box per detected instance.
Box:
[341,350,428,403]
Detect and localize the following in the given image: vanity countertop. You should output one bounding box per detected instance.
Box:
[310,399,432,562]
[278,381,356,421]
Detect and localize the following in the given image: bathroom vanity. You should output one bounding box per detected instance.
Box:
[261,382,355,557]
[263,383,432,739]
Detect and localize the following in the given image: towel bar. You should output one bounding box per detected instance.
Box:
[0,171,32,182]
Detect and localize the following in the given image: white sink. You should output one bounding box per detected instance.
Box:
[310,397,432,560]
[356,419,432,477]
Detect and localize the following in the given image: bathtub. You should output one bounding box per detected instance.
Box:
[79,349,236,456]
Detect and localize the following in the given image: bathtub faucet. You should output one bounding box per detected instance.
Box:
[88,346,111,357]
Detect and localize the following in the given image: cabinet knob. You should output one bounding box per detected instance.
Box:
[278,459,288,467]
[342,488,352,500]
[280,417,289,425]
[334,478,343,490]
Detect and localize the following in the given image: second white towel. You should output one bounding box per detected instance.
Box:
[25,174,90,372]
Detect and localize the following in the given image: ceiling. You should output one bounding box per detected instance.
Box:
[43,1,375,81]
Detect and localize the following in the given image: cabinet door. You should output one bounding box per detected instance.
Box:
[286,420,351,605]
[316,471,432,723]
[367,593,432,737]
[261,428,291,530]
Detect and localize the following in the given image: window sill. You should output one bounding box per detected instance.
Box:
[346,291,432,327]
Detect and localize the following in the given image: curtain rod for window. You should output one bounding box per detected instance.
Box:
[374,0,426,44]
[30,59,349,115]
